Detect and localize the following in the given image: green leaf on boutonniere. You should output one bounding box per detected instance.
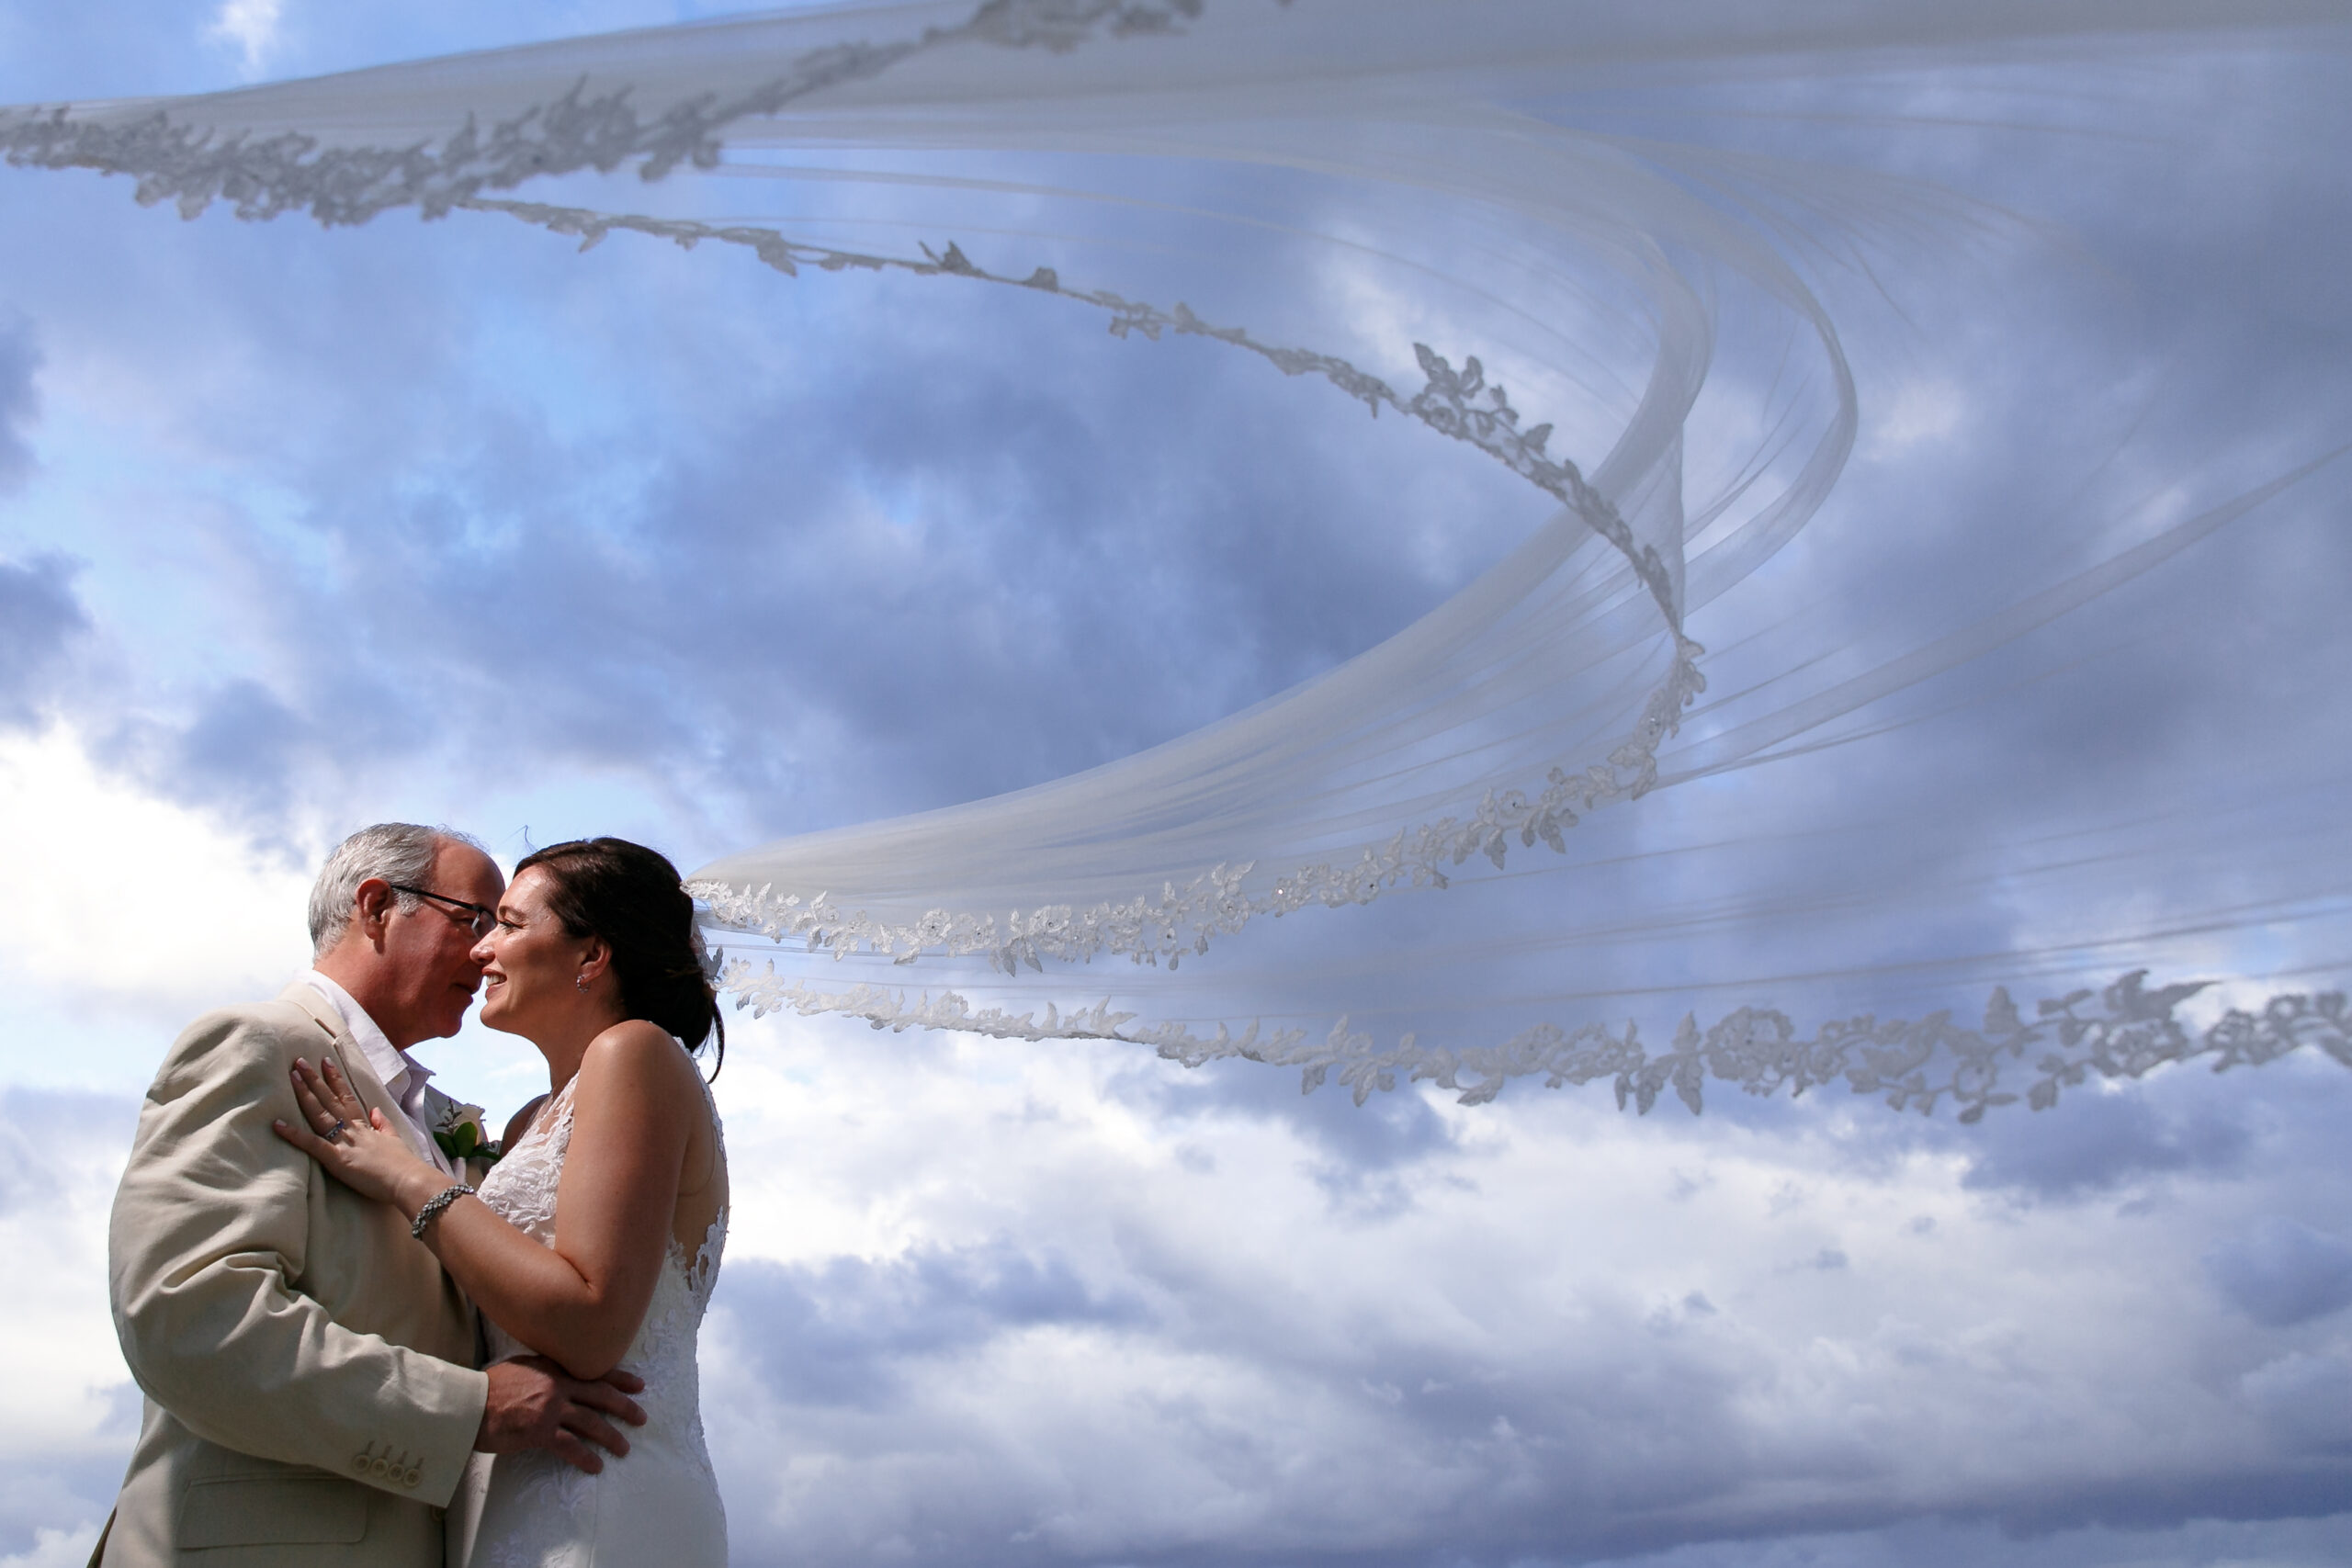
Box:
[432,1102,502,1167]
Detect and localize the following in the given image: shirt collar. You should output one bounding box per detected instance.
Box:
[301,969,435,1111]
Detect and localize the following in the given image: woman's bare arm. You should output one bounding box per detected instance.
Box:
[277,1023,703,1380]
[424,1023,700,1378]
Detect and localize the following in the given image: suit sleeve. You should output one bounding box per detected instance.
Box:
[108,1006,490,1506]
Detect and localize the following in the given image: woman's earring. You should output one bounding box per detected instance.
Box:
[575,974,589,992]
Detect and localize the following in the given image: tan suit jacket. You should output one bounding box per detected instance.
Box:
[96,983,490,1567]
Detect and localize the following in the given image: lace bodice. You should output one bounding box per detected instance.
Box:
[473,1067,728,1435]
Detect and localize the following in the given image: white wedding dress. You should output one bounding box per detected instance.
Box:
[451,1070,729,1568]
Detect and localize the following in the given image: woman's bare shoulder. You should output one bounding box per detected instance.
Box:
[578,1020,703,1099]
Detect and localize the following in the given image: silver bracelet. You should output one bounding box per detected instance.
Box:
[410,1183,475,1239]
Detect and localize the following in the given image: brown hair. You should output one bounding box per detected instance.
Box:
[515,837,724,1077]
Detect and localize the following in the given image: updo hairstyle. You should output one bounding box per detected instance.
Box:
[515,837,724,1075]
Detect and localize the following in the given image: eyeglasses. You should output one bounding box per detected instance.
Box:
[389,884,499,939]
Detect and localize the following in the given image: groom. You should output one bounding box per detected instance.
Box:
[95,823,645,1567]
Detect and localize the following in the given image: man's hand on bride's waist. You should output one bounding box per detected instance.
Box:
[478,1357,649,1473]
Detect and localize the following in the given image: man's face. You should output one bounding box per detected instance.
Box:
[374,841,506,1047]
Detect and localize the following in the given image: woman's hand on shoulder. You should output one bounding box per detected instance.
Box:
[271,1055,447,1217]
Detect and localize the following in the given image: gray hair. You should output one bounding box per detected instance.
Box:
[308,823,487,954]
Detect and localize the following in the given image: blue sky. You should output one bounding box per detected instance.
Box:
[2,5,2351,1567]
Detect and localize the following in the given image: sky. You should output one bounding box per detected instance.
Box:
[2,4,2351,1567]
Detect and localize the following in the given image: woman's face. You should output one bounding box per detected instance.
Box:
[472,865,593,1037]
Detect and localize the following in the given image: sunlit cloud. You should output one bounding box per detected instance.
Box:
[206,0,284,78]
[0,723,313,1028]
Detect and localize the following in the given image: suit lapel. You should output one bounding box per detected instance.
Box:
[416,1084,465,1179]
[277,982,451,1175]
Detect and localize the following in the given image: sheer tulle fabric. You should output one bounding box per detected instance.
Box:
[9,0,2346,1114]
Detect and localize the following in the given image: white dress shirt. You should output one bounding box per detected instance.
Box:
[301,970,455,1176]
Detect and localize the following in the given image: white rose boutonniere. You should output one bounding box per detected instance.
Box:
[433,1100,501,1167]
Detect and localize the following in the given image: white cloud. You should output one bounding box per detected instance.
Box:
[6,981,2349,1567]
[207,0,284,78]
[1863,377,1966,459]
[0,724,312,1036]
[0,1527,103,1568]
[0,1088,139,1548]
[689,1011,2352,1565]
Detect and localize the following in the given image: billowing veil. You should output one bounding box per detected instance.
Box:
[10,0,2346,1116]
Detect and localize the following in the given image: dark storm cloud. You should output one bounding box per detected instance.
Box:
[2207,1218,2352,1330]
[9,19,2347,957]
[0,168,1521,854]
[2242,1350,2352,1451]
[1959,1089,2249,1201]
[1583,1515,2352,1568]
[0,553,88,728]
[381,285,1476,832]
[98,676,312,832]
[1103,1048,1463,1186]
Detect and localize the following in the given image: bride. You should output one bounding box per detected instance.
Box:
[277,837,729,1567]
